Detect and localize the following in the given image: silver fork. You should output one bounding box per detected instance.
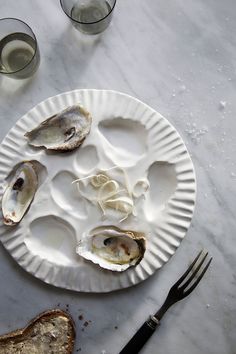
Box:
[119,250,212,354]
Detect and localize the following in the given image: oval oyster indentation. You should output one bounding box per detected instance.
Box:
[75,145,99,173]
[98,117,148,157]
[25,215,78,265]
[51,171,86,217]
[145,162,177,219]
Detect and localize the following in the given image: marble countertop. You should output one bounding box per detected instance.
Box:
[0,0,235,353]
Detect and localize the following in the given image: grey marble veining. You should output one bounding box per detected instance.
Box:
[0,0,236,353]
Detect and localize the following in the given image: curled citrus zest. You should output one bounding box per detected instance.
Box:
[119,214,129,223]
[72,166,118,185]
[72,174,97,184]
[105,196,134,213]
[74,166,136,219]
[97,180,120,201]
[98,200,106,215]
[104,196,134,221]
[91,174,109,188]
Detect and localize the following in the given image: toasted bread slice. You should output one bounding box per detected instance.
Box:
[0,309,75,354]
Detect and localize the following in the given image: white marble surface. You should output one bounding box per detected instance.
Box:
[0,0,235,353]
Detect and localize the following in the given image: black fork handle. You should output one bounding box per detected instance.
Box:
[119,316,160,354]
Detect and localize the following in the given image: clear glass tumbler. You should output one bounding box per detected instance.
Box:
[60,0,116,35]
[0,18,40,79]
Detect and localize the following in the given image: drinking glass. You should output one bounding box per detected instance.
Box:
[0,18,40,79]
[60,0,116,35]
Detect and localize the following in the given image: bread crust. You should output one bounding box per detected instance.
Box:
[0,309,75,354]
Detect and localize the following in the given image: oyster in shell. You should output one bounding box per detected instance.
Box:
[76,226,146,271]
[1,161,38,225]
[25,104,92,151]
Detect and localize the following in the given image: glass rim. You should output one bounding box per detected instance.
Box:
[60,0,117,25]
[0,17,39,75]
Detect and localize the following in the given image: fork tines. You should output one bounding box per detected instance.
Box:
[174,250,212,298]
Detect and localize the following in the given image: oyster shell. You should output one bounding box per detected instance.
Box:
[76,226,146,271]
[25,104,92,151]
[2,161,38,225]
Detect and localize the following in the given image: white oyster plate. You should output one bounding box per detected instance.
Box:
[0,89,196,292]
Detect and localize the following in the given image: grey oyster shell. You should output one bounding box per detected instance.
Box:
[25,104,92,151]
[76,225,146,271]
[2,161,38,225]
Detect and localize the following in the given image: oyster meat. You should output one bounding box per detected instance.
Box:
[1,161,38,225]
[25,104,92,151]
[76,226,146,271]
